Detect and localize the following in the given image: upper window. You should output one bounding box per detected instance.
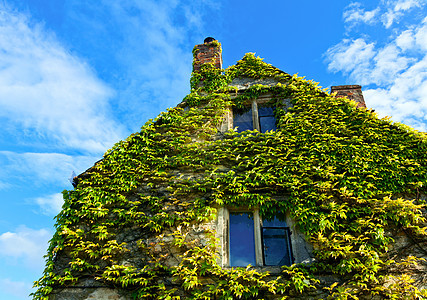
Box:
[233,100,277,133]
[228,210,293,267]
[233,108,254,133]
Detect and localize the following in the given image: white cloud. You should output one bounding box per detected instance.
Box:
[370,44,413,85]
[0,181,10,190]
[67,0,219,129]
[0,278,32,299]
[328,42,411,86]
[382,11,400,28]
[393,0,423,10]
[34,193,64,216]
[388,55,427,98]
[0,225,51,270]
[396,29,416,50]
[326,3,427,132]
[0,5,125,153]
[364,87,427,131]
[381,0,424,28]
[414,17,427,50]
[343,3,379,25]
[343,1,425,30]
[0,151,97,187]
[326,38,376,82]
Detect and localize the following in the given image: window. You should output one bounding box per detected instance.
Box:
[228,209,293,267]
[233,108,254,133]
[229,212,256,266]
[262,218,293,266]
[258,107,276,133]
[233,100,277,133]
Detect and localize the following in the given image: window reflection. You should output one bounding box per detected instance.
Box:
[262,217,292,266]
[233,105,276,133]
[229,212,255,266]
[262,228,292,266]
[262,217,287,227]
[258,106,276,133]
[233,109,253,133]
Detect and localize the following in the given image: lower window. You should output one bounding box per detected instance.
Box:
[262,219,293,266]
[228,210,293,267]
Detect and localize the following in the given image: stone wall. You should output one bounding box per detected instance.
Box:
[49,163,427,300]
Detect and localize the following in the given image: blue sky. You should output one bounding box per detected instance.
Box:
[0,0,426,299]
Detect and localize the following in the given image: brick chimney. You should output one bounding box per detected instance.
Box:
[331,85,366,108]
[192,37,222,73]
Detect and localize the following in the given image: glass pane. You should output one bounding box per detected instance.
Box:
[258,106,275,117]
[260,116,276,132]
[262,216,287,227]
[263,228,292,266]
[229,212,255,267]
[258,107,276,133]
[233,109,253,132]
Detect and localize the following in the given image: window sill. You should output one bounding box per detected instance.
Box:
[224,265,284,274]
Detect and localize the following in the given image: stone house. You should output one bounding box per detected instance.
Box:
[33,38,427,300]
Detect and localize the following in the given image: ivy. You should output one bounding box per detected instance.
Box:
[33,52,427,299]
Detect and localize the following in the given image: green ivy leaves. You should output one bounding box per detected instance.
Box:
[33,52,427,300]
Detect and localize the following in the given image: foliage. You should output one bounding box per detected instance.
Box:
[33,53,427,299]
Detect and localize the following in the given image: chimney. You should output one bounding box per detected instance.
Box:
[192,37,222,73]
[331,85,366,108]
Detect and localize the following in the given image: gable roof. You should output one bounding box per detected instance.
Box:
[34,42,427,300]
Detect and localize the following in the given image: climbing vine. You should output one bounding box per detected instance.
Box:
[33,52,427,299]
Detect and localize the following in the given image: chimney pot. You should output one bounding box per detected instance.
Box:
[204,37,216,43]
[192,38,222,73]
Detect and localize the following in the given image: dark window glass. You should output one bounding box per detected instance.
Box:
[262,228,292,266]
[229,212,255,266]
[262,217,287,227]
[262,217,292,266]
[233,109,253,133]
[258,106,276,133]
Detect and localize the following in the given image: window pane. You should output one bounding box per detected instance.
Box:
[262,228,292,266]
[233,109,253,132]
[258,107,276,133]
[229,212,255,267]
[258,106,274,117]
[259,116,276,132]
[262,216,287,227]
